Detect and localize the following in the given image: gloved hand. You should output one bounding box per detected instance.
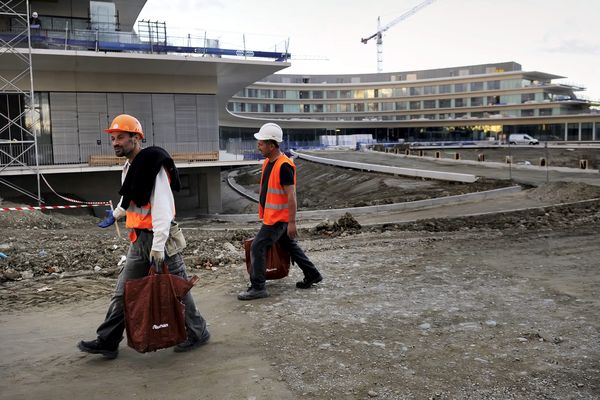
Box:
[97,209,115,228]
[150,250,165,273]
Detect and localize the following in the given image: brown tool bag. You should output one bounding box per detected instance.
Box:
[124,263,198,353]
[244,238,291,280]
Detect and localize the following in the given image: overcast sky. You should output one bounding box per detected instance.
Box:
[138,0,600,100]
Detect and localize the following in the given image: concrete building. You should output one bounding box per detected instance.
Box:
[0,0,289,214]
[222,62,600,147]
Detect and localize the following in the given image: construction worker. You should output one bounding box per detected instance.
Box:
[78,114,209,358]
[238,122,322,301]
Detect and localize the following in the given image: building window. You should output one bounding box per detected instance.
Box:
[409,101,421,110]
[470,97,483,107]
[339,103,350,112]
[423,100,436,109]
[325,104,337,112]
[439,84,452,94]
[366,89,376,98]
[367,102,378,112]
[521,93,535,103]
[381,102,394,111]
[393,87,408,97]
[454,98,466,107]
[454,83,466,93]
[423,85,437,95]
[409,87,422,96]
[378,88,392,98]
[486,80,500,90]
[246,88,258,98]
[454,112,466,118]
[487,96,500,105]
[259,89,270,98]
[395,101,407,110]
[273,104,284,112]
[248,103,258,112]
[521,109,534,117]
[539,108,552,116]
[439,99,451,108]
[312,91,324,99]
[353,103,365,112]
[313,104,323,112]
[259,104,270,112]
[272,90,286,99]
[470,82,484,91]
[326,90,337,99]
[471,112,484,118]
[340,90,352,99]
[354,90,365,99]
[299,91,310,99]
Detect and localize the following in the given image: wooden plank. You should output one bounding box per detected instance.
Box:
[171,151,219,162]
[89,155,125,166]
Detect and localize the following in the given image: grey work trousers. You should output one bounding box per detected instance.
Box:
[96,230,208,347]
[250,221,320,290]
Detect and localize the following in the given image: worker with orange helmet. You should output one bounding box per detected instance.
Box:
[78,114,210,358]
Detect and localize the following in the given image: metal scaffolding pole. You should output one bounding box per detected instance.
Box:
[0,0,42,205]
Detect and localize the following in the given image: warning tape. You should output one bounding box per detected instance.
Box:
[0,204,102,212]
[39,173,111,206]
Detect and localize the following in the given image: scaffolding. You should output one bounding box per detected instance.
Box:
[137,19,167,53]
[0,0,42,204]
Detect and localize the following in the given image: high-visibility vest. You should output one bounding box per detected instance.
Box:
[258,155,296,225]
[126,202,153,242]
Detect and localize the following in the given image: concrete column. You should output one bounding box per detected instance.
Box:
[205,166,222,214]
[593,121,596,141]
[564,122,568,141]
[578,122,582,141]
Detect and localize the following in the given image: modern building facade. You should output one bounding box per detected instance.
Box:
[0,0,289,214]
[222,62,600,146]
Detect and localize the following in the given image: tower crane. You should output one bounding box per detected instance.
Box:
[361,0,436,73]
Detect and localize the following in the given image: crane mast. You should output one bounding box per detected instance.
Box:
[361,0,436,73]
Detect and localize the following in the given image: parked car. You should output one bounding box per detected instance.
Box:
[509,134,539,145]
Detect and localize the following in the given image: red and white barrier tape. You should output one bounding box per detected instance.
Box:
[0,204,102,212]
[39,174,111,206]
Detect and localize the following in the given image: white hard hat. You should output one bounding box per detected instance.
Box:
[254,123,283,143]
[32,11,38,18]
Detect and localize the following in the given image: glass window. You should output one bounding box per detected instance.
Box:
[299,91,310,99]
[339,103,350,112]
[354,90,365,99]
[259,89,270,98]
[471,112,484,118]
[246,88,258,98]
[500,94,520,105]
[325,104,337,112]
[423,100,436,109]
[353,103,365,112]
[326,90,337,99]
[581,122,593,141]
[339,90,352,99]
[470,82,484,91]
[283,104,299,112]
[500,79,522,90]
[486,80,501,90]
[454,98,466,107]
[367,102,378,112]
[439,84,452,94]
[365,89,375,98]
[423,86,437,95]
[470,97,483,107]
[409,101,421,110]
[521,109,534,117]
[439,99,451,108]
[521,93,535,103]
[567,123,578,140]
[410,87,422,96]
[272,90,286,99]
[393,87,408,97]
[454,83,466,92]
[410,114,422,120]
[248,103,258,112]
[302,104,310,113]
[487,96,500,105]
[454,112,466,118]
[313,104,323,112]
[286,91,298,100]
[259,104,270,112]
[539,108,552,116]
[381,102,394,111]
[379,88,392,98]
[273,104,284,112]
[424,114,436,120]
[395,101,407,110]
[312,91,324,99]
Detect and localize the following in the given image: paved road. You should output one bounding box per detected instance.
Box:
[309,150,600,187]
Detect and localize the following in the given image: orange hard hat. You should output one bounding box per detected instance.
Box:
[105,114,144,139]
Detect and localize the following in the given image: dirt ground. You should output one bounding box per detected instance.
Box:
[1,153,600,399]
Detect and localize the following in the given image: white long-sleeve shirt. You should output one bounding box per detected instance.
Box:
[116,160,175,252]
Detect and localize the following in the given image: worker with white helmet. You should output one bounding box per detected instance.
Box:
[29,11,41,29]
[78,114,210,358]
[238,122,322,300]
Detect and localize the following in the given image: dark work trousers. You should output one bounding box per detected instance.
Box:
[96,230,208,347]
[250,221,320,290]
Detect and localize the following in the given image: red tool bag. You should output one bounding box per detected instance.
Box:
[124,263,199,353]
[244,239,291,280]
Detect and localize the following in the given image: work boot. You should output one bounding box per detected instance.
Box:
[237,287,270,301]
[174,331,210,353]
[296,274,323,289]
[77,339,119,359]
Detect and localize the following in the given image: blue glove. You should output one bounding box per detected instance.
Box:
[97,209,115,228]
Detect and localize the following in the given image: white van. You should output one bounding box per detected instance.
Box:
[508,134,539,145]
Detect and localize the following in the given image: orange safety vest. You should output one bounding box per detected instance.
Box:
[258,154,296,225]
[126,202,153,242]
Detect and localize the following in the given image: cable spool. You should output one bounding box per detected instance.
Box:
[477,153,485,162]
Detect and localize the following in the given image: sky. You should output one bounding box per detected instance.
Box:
[137,0,600,100]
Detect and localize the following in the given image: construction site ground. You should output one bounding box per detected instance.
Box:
[1,147,600,399]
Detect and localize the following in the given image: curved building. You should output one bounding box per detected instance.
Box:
[222,61,600,146]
